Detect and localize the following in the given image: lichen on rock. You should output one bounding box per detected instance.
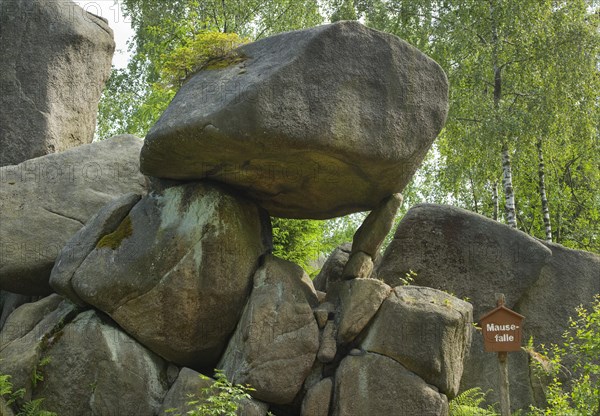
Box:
[96,216,133,250]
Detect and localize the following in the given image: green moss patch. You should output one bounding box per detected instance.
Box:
[97,216,133,250]
[202,52,248,70]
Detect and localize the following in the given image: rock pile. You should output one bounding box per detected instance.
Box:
[1,19,468,415]
[6,13,594,416]
[378,203,600,411]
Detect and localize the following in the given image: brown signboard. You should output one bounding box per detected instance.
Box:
[479,305,524,352]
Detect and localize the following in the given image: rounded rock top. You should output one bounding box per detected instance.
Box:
[141,21,449,219]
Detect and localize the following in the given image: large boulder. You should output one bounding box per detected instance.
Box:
[0,299,170,415]
[0,0,115,166]
[141,21,448,219]
[361,286,472,397]
[333,353,449,416]
[50,182,269,368]
[219,255,320,405]
[378,204,552,317]
[0,135,146,295]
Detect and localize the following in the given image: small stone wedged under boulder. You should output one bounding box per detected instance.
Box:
[333,353,449,416]
[0,0,115,166]
[51,181,270,368]
[0,135,146,295]
[378,204,552,317]
[361,286,473,397]
[219,255,320,405]
[141,21,448,219]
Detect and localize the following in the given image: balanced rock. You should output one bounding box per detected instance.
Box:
[333,353,449,416]
[0,0,115,166]
[0,135,146,295]
[141,21,448,219]
[51,182,269,368]
[219,255,320,405]
[0,299,170,415]
[378,204,552,317]
[361,286,472,397]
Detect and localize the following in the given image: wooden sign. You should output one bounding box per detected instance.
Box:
[479,303,524,352]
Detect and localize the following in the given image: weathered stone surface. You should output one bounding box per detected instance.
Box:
[62,182,269,368]
[159,368,269,416]
[333,353,449,416]
[361,286,472,397]
[50,193,141,305]
[219,255,319,405]
[515,241,600,355]
[317,321,337,363]
[31,310,168,415]
[0,291,40,330]
[313,243,352,292]
[336,278,392,345]
[351,193,403,257]
[0,296,78,402]
[378,204,552,317]
[341,251,374,280]
[0,0,114,166]
[0,135,146,295]
[301,377,333,416]
[141,21,448,219]
[461,242,600,412]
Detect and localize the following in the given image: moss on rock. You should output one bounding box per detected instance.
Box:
[96,216,133,250]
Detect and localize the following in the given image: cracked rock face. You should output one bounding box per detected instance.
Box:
[0,0,115,167]
[219,255,319,405]
[0,135,146,296]
[141,21,448,219]
[52,182,270,369]
[0,297,170,415]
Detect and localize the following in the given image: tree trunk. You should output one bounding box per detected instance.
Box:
[492,181,499,221]
[470,171,479,213]
[502,143,517,228]
[537,139,552,242]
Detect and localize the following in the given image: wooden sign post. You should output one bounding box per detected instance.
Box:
[479,294,525,416]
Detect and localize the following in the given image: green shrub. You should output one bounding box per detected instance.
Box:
[165,369,272,416]
[527,295,600,415]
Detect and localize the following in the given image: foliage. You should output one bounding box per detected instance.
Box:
[166,369,257,416]
[449,387,499,416]
[0,368,56,416]
[16,400,57,416]
[271,218,328,275]
[527,295,600,415]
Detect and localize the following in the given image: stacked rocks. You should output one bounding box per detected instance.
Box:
[1,19,462,416]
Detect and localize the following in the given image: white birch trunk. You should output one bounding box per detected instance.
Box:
[502,143,517,228]
[492,181,499,221]
[537,140,552,242]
